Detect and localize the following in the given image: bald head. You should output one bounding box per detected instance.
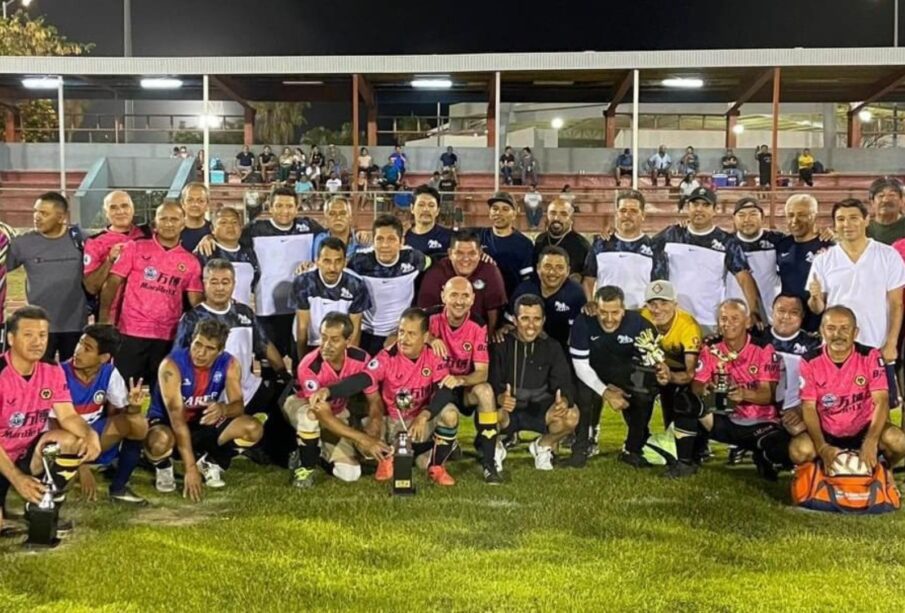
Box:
[103,190,135,231]
[441,276,475,322]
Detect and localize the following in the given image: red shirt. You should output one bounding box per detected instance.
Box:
[366,345,449,420]
[296,347,378,415]
[110,236,203,340]
[694,335,780,423]
[800,344,886,438]
[0,353,71,461]
[417,259,507,324]
[428,310,489,376]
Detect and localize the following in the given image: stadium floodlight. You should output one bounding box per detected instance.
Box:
[21,76,60,89]
[411,77,452,89]
[858,109,873,122]
[140,77,183,90]
[732,124,745,134]
[199,114,221,128]
[662,77,704,88]
[551,117,564,129]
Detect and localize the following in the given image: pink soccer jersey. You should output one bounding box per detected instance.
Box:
[799,344,887,438]
[428,312,489,376]
[694,335,781,423]
[0,354,71,461]
[83,226,146,275]
[110,237,203,340]
[366,345,449,421]
[296,346,378,415]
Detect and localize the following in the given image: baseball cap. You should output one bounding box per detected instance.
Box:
[487,191,516,208]
[686,187,716,206]
[645,280,677,303]
[733,197,763,215]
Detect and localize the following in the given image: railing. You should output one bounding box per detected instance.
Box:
[14,113,246,144]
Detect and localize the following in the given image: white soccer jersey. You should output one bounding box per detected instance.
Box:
[724,230,783,323]
[583,233,663,309]
[348,247,426,336]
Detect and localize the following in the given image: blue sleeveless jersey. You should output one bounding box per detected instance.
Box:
[62,361,124,465]
[147,349,233,424]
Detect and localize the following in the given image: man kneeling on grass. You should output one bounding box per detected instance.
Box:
[668,299,792,480]
[789,305,905,470]
[490,294,579,471]
[282,313,391,489]
[144,320,263,502]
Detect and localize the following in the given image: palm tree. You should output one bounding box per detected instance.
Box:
[253,102,310,145]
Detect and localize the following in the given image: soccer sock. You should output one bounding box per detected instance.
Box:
[48,453,82,492]
[429,424,459,467]
[475,411,499,469]
[673,415,699,464]
[297,431,321,471]
[110,439,142,493]
[758,429,792,467]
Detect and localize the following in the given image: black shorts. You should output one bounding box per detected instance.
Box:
[824,426,870,451]
[451,387,480,417]
[617,168,632,177]
[148,416,233,456]
[709,415,787,452]
[115,335,172,385]
[0,437,41,504]
[501,407,548,436]
[359,331,387,357]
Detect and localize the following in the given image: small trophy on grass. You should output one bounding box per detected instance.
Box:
[24,443,62,549]
[392,390,415,496]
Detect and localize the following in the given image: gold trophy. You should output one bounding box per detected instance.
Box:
[708,346,738,413]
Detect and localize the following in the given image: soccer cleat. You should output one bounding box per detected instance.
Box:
[287,449,301,472]
[291,467,316,489]
[619,451,652,468]
[494,441,507,473]
[752,450,779,482]
[501,432,519,450]
[529,440,554,471]
[109,486,149,506]
[197,456,226,489]
[155,464,177,493]
[663,461,699,479]
[483,465,503,485]
[562,451,589,469]
[727,446,750,466]
[375,457,394,482]
[428,465,456,486]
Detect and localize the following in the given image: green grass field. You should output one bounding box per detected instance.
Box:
[3,271,905,611]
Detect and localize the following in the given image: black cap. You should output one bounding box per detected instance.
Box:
[733,197,763,215]
[487,191,516,208]
[686,186,716,206]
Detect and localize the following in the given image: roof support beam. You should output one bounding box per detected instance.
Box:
[604,70,632,116]
[850,68,905,113]
[210,75,253,111]
[726,68,774,115]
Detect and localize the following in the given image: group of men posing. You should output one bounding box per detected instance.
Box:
[2,175,905,532]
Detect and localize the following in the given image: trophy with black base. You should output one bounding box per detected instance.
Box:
[631,329,666,403]
[24,443,62,549]
[392,390,416,496]
[709,347,738,414]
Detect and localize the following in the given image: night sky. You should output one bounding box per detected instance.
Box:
[30,0,902,56]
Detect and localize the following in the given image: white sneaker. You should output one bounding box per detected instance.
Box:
[529,440,554,471]
[155,464,176,493]
[197,455,226,488]
[494,441,507,473]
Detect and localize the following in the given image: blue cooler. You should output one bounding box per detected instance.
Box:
[210,170,226,184]
[712,173,728,188]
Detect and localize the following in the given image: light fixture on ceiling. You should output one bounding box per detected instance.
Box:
[732,124,745,134]
[199,114,222,128]
[662,77,704,89]
[411,77,452,89]
[140,77,183,89]
[551,117,564,129]
[21,76,61,89]
[282,80,325,86]
[858,109,873,122]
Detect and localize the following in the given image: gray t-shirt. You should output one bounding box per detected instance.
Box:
[8,229,88,333]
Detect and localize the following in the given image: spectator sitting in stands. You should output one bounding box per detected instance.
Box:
[306,158,322,190]
[521,147,539,186]
[428,171,442,190]
[678,146,699,176]
[380,156,401,189]
[524,184,544,230]
[797,148,815,187]
[295,173,314,208]
[678,172,700,197]
[390,145,408,181]
[440,146,459,179]
[235,145,255,181]
[310,145,325,175]
[648,145,672,186]
[326,172,342,194]
[278,147,294,182]
[178,145,190,159]
[719,148,743,184]
[755,144,773,188]
[259,145,278,182]
[171,146,181,158]
[325,159,339,182]
[326,144,346,177]
[614,148,633,186]
[500,146,516,185]
[357,147,376,179]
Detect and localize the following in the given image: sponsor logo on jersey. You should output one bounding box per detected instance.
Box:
[805,252,815,263]
[8,412,25,428]
[296,223,310,232]
[182,378,192,387]
[591,335,601,341]
[304,379,319,392]
[640,244,654,256]
[93,391,106,405]
[855,375,867,387]
[759,240,773,250]
[213,371,224,383]
[177,263,187,273]
[793,343,809,354]
[472,279,486,290]
[421,367,432,377]
[367,359,380,371]
[400,262,415,274]
[340,288,353,300]
[143,266,159,281]
[428,239,442,249]
[617,335,633,344]
[40,388,52,400]
[83,254,92,266]
[748,364,759,375]
[463,342,473,352]
[237,313,252,325]
[821,393,838,408]
[710,239,726,252]
[554,301,570,313]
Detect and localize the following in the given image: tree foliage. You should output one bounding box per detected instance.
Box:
[253,101,310,145]
[0,11,93,143]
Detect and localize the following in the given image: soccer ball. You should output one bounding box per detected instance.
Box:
[828,451,871,477]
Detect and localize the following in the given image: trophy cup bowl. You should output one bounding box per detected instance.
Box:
[24,443,62,549]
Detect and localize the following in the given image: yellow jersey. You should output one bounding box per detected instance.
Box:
[640,307,702,371]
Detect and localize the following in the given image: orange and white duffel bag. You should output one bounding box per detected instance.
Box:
[791,452,900,514]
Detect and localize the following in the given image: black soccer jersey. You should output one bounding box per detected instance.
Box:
[289,270,372,346]
[569,310,655,391]
[347,247,427,336]
[197,242,261,308]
